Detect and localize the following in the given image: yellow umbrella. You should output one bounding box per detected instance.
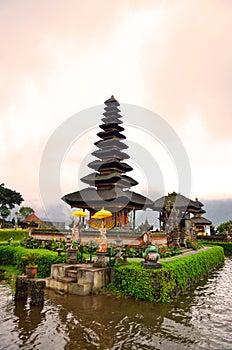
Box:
[91,208,112,219]
[71,209,87,218]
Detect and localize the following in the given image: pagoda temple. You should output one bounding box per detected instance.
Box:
[153,192,212,234]
[190,199,212,234]
[62,96,153,229]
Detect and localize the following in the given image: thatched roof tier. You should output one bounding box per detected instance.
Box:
[101,116,123,123]
[104,96,120,107]
[99,123,124,132]
[153,193,202,211]
[62,187,153,211]
[191,216,212,225]
[88,159,133,173]
[91,148,130,160]
[94,138,128,150]
[80,172,138,188]
[96,129,126,140]
[194,198,204,207]
[102,111,122,118]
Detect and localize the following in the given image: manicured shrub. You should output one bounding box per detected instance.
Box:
[201,241,232,255]
[110,246,224,302]
[0,245,66,278]
[0,229,29,242]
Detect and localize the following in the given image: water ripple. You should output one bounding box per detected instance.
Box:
[1,259,232,349]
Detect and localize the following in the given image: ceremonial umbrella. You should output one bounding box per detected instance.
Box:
[70,209,87,244]
[91,208,112,219]
[71,209,88,219]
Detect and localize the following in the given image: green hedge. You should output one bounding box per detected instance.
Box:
[111,246,224,302]
[0,245,66,278]
[201,241,232,255]
[0,229,29,242]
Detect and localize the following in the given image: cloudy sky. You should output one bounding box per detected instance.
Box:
[1,0,232,220]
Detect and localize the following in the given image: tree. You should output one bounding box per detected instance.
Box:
[0,206,11,220]
[0,183,23,220]
[15,206,35,221]
[217,221,232,234]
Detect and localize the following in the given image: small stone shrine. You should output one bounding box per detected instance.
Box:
[142,245,162,269]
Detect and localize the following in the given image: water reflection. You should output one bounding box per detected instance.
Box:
[0,259,232,349]
[14,300,44,347]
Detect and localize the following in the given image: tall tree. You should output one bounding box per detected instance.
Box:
[0,183,23,220]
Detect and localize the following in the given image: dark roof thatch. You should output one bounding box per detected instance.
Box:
[97,130,126,140]
[194,198,204,207]
[99,123,124,132]
[80,172,138,188]
[88,159,133,173]
[62,187,153,211]
[94,138,128,150]
[104,95,120,106]
[153,193,202,211]
[101,116,123,123]
[92,148,130,160]
[191,216,212,225]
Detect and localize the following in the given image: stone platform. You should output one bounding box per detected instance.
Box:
[46,263,113,296]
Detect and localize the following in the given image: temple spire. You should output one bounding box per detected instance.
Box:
[81,96,138,190]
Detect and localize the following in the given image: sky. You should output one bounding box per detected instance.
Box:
[1,0,232,222]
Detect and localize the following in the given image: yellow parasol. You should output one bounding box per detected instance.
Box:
[91,208,112,219]
[71,209,87,219]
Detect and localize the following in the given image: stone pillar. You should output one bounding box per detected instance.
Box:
[14,276,28,301]
[66,249,78,263]
[132,209,135,231]
[93,252,107,268]
[29,279,46,306]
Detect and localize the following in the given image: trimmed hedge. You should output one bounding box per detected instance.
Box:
[111,246,224,302]
[0,245,66,278]
[201,241,232,255]
[0,229,29,242]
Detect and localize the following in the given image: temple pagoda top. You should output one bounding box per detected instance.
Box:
[62,96,153,214]
[81,96,137,190]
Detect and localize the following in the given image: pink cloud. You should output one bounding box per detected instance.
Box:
[142,0,232,139]
[0,0,137,110]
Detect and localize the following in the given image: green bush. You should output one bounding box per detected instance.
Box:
[110,246,224,302]
[0,229,29,242]
[201,241,232,255]
[121,247,143,258]
[0,245,66,277]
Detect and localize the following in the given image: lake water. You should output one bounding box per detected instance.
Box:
[0,258,232,350]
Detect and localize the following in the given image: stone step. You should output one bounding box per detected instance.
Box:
[66,269,78,282]
[57,276,76,283]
